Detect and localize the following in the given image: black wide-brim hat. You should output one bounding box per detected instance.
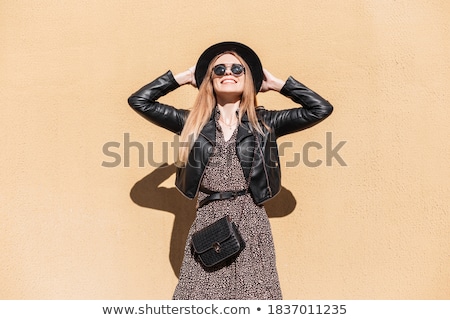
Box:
[194,41,264,92]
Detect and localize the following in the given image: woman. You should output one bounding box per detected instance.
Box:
[128,42,333,299]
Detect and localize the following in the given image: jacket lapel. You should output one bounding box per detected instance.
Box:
[236,113,254,143]
[199,115,216,146]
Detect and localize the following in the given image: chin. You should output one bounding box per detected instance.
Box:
[216,86,244,94]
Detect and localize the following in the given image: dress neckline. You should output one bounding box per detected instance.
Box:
[215,108,238,143]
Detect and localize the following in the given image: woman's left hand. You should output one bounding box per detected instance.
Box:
[259,69,285,92]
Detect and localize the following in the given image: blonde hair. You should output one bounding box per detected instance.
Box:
[177,51,263,166]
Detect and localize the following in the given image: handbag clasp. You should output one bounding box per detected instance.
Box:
[212,242,221,253]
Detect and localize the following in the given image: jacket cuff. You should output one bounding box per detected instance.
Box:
[161,70,181,94]
[279,76,299,97]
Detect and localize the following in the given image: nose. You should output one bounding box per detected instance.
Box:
[224,66,232,75]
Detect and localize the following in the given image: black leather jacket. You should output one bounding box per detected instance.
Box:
[128,71,333,205]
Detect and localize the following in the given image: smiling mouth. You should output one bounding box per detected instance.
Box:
[221,78,237,84]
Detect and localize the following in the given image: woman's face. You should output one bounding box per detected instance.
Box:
[211,53,245,100]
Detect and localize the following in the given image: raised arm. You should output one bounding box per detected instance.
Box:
[259,70,333,137]
[127,70,194,135]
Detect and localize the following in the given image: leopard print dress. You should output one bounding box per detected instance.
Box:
[172,111,282,300]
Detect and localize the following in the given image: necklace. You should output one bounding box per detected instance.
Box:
[218,117,238,129]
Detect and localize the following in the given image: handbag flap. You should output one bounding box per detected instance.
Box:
[191,216,233,254]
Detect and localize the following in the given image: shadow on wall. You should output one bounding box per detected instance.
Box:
[130,163,297,278]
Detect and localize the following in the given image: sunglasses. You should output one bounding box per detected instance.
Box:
[212,64,245,77]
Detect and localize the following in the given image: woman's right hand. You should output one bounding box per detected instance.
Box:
[188,66,196,87]
[174,66,196,87]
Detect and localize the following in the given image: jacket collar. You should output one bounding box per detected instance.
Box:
[200,109,254,145]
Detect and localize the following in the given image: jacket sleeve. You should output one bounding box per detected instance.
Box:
[127,71,189,135]
[265,76,333,137]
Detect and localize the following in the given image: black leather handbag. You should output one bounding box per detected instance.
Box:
[191,216,245,268]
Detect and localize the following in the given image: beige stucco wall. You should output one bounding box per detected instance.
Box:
[1,0,449,299]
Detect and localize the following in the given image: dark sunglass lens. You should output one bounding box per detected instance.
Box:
[231,64,244,75]
[213,65,226,76]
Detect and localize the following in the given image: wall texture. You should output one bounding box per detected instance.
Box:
[1,0,449,299]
